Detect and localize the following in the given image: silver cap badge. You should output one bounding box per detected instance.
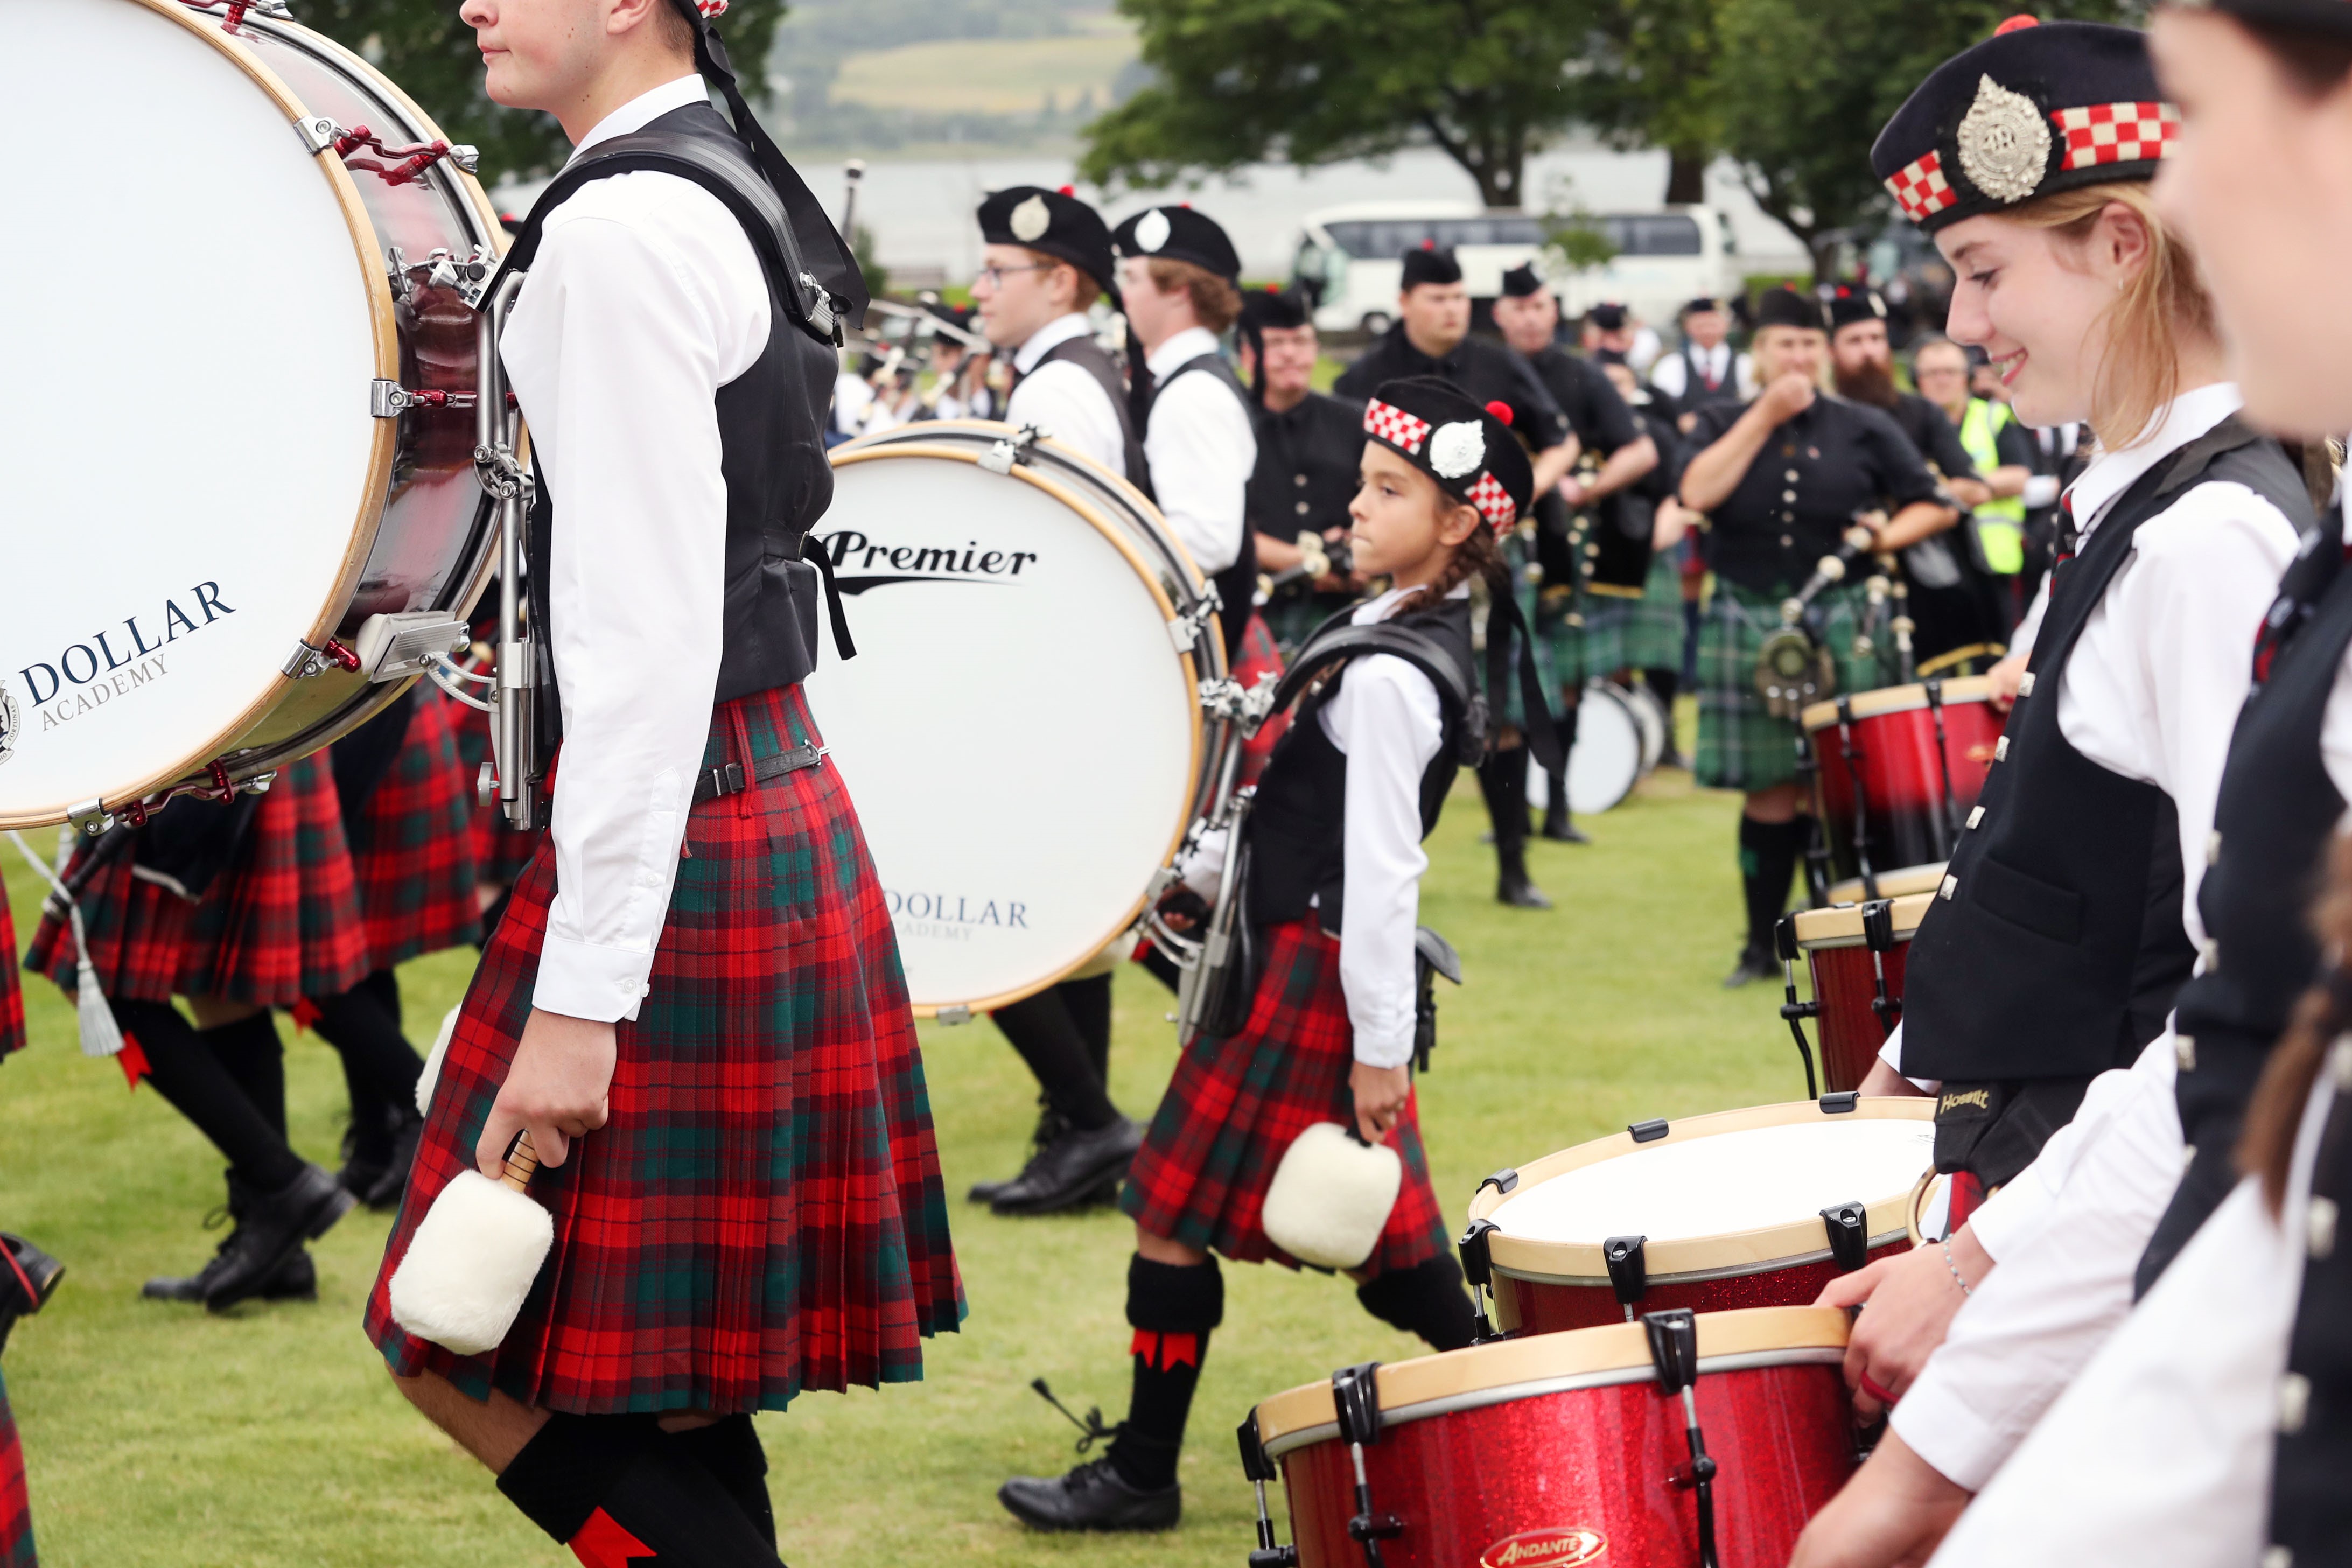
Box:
[1009,194,1051,243]
[1956,74,2052,205]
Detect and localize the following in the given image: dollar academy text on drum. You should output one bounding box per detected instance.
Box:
[822,530,1039,594]
[11,583,234,734]
[886,888,1028,943]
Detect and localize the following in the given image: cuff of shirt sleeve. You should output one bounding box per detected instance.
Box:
[531,934,654,1024]
[1352,1031,1415,1071]
[1888,1369,2012,1494]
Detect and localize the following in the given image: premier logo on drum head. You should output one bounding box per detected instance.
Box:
[1480,1526,1608,1567]
[820,530,1039,596]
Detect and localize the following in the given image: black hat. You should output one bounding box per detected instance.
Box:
[1400,243,1464,290]
[1111,205,1242,282]
[1753,286,1829,332]
[1586,303,1628,332]
[1240,284,1313,334]
[1362,376,1534,534]
[2194,0,2352,38]
[1593,348,1629,367]
[1682,296,1723,317]
[1826,285,1889,332]
[1500,262,1546,299]
[1872,17,2176,234]
[977,185,1117,296]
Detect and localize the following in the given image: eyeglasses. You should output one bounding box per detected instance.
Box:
[976,263,1057,288]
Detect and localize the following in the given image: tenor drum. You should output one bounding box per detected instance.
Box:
[0,0,505,828]
[1825,863,1944,906]
[1802,677,2004,899]
[1465,1099,1933,1335]
[1784,893,1933,1094]
[803,422,1231,1015]
[1248,1307,1858,1568]
[1566,681,1643,814]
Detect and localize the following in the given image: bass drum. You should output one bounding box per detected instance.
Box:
[803,422,1230,1016]
[1623,680,1669,773]
[1568,680,1643,814]
[1,0,503,829]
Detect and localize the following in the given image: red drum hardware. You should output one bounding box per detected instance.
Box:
[1241,1307,1859,1568]
[1774,893,1933,1097]
[2,0,514,831]
[1457,1100,1933,1337]
[1800,677,2005,905]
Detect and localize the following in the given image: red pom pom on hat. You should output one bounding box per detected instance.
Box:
[1485,400,1514,427]
[1058,184,1075,196]
[1994,14,2038,34]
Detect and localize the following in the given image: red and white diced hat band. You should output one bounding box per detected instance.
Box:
[1360,379,1533,535]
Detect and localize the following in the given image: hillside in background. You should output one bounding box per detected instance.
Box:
[767,0,1145,155]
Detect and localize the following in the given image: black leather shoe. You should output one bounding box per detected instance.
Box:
[971,1103,1069,1204]
[144,1241,314,1304]
[1496,872,1553,909]
[992,1117,1144,1216]
[1540,801,1592,844]
[204,1164,353,1313]
[1721,944,1779,988]
[363,1112,424,1211]
[998,1457,1180,1532]
[0,1234,64,1354]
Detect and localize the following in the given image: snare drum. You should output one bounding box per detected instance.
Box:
[2,0,505,828]
[802,422,1233,1015]
[1825,863,1944,906]
[1784,894,1933,1094]
[1802,678,2005,899]
[1462,1099,1933,1335]
[1246,1306,1857,1568]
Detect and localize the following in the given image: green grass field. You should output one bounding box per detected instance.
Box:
[0,719,1814,1567]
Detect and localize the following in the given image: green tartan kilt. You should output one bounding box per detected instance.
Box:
[1488,537,1558,729]
[1695,579,1894,793]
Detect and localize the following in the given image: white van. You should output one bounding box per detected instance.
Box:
[1292,202,1737,335]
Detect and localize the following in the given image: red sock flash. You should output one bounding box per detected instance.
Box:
[1129,1329,1200,1371]
[568,1509,654,1568]
[116,1031,151,1090]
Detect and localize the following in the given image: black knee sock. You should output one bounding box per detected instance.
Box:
[1355,1255,1479,1353]
[339,971,404,1166]
[201,1012,286,1142]
[1645,667,1679,711]
[1481,745,1530,855]
[1108,1254,1222,1493]
[359,965,402,1021]
[1737,815,1803,952]
[115,1001,302,1191]
[499,1412,782,1566]
[991,984,1117,1133]
[666,1416,774,1549]
[308,985,424,1114]
[1061,971,1114,1095]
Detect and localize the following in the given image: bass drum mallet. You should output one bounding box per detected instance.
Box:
[387,1131,553,1356]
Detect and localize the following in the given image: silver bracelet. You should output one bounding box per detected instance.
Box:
[1943,1238,1973,1296]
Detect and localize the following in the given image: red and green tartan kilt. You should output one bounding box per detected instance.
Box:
[352,691,481,969]
[1119,916,1448,1278]
[0,899,25,1058]
[0,1366,31,1568]
[449,691,543,885]
[1232,612,1291,787]
[25,753,369,1005]
[365,682,964,1416]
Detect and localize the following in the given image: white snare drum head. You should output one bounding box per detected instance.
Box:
[1565,683,1642,815]
[803,449,1197,1011]
[1,0,380,824]
[1492,1118,1935,1245]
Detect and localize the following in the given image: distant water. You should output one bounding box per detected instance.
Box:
[496,143,1809,286]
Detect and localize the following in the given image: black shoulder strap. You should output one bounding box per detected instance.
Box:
[1270,621,1474,722]
[1159,350,1250,407]
[2155,411,2314,527]
[1033,334,1146,482]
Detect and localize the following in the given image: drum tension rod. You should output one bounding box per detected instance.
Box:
[1643,1310,1723,1568]
[296,120,480,186]
[1328,1363,1403,1568]
[1455,1219,1506,1344]
[1774,914,1821,1101]
[1234,1413,1298,1568]
[373,381,480,419]
[1861,899,1905,1034]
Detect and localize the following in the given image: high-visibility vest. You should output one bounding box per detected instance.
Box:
[1958,397,2026,575]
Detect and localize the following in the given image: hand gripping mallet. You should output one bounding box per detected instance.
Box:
[387,1129,554,1356]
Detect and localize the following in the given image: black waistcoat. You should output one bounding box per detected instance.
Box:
[1905,420,2309,1093]
[1139,352,1259,661]
[2272,1079,2352,1562]
[504,103,843,750]
[1026,332,1148,486]
[1245,597,1476,932]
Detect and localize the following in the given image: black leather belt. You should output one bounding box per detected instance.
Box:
[691,740,824,804]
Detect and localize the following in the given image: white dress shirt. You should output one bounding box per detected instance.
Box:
[1007,313,1129,480]
[499,74,769,1023]
[1142,326,1256,575]
[1322,584,1455,1067]
[1649,341,1754,402]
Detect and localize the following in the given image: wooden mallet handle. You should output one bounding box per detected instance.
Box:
[501,1130,541,1192]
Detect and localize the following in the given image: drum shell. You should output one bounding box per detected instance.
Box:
[1803,939,1909,1094]
[1276,1360,1854,1568]
[1805,691,2003,888]
[1490,1242,1907,1336]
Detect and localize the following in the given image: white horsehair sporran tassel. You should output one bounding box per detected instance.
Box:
[6,829,124,1058]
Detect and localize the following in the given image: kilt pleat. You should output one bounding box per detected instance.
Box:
[1,899,24,1058]
[0,1366,30,1568]
[25,753,369,1005]
[365,683,963,1415]
[352,692,481,969]
[1695,579,1893,793]
[450,691,544,885]
[1119,916,1448,1277]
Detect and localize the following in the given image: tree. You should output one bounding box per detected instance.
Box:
[292,0,789,186]
[1713,0,2132,278]
[1078,0,1596,208]
[1572,0,1727,206]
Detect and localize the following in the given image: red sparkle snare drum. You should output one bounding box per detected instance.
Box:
[1242,1306,1858,1568]
[1459,1100,1933,1336]
[1776,893,1933,1095]
[1802,678,2005,902]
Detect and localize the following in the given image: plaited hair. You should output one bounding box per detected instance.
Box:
[2242,832,2352,1213]
[1145,257,1243,334]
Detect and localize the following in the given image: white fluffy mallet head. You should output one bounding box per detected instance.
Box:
[1260,1121,1403,1271]
[387,1132,554,1356]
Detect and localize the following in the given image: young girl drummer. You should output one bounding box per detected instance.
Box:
[996,376,1523,1533]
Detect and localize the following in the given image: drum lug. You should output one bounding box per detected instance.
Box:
[1819,1090,1860,1114]
[1643,1308,1724,1568]
[282,638,362,681]
[1775,913,1821,1101]
[1628,1117,1670,1144]
[1819,1201,1871,1272]
[1455,1218,1506,1343]
[1235,1413,1299,1568]
[66,799,115,838]
[1328,1364,1404,1566]
[1604,1234,1648,1319]
[1475,1167,1518,1198]
[1166,590,1222,655]
[977,423,1047,476]
[373,380,479,419]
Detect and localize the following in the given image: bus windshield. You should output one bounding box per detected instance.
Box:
[1318,212,1703,260]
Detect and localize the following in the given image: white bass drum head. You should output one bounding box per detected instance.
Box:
[0,0,385,825]
[1624,681,1668,772]
[1565,682,1642,815]
[803,446,1198,1013]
